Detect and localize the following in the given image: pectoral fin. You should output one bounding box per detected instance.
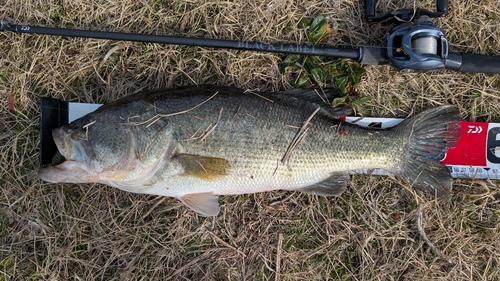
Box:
[174,154,230,181]
[297,173,348,196]
[179,192,220,216]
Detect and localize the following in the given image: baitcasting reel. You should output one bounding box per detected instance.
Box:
[365,0,454,71]
[385,16,450,71]
[361,0,499,73]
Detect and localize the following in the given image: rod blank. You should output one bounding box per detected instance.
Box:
[0,21,361,60]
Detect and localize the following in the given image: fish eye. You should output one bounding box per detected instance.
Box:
[69,116,94,130]
[79,116,94,128]
[66,116,95,140]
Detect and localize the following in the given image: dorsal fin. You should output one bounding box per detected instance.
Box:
[277,88,338,105]
[275,88,353,118]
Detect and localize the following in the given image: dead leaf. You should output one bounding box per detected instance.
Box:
[7,93,16,111]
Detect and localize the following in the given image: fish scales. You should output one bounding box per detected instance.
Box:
[38,85,460,216]
[149,89,397,193]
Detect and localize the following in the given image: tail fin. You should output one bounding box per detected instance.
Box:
[395,105,460,198]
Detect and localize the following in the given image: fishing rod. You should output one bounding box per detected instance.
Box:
[1,0,499,73]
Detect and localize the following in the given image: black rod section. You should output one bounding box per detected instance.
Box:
[0,22,361,60]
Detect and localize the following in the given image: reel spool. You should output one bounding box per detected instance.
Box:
[386,16,449,71]
[411,36,439,56]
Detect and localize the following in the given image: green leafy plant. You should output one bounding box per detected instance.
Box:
[280,15,367,107]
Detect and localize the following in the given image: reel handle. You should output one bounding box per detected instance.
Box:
[446,53,500,74]
[436,0,448,14]
[365,0,377,19]
[365,0,448,22]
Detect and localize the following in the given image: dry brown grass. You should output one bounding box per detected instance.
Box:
[1,0,500,280]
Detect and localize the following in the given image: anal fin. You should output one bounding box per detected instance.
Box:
[179,192,220,216]
[297,173,348,196]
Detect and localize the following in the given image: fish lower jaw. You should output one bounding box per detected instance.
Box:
[37,169,62,183]
[38,161,98,183]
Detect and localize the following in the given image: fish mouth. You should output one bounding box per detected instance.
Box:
[38,129,68,169]
[38,128,97,183]
[50,127,92,164]
[51,150,67,166]
[41,128,69,168]
[52,127,68,158]
[38,157,97,183]
[38,142,96,183]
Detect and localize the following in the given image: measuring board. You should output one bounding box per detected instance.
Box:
[341,116,500,179]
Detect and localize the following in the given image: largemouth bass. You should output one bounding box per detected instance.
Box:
[38,85,460,216]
